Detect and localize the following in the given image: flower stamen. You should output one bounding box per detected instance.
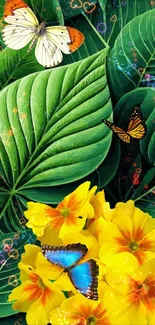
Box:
[61,208,70,218]
[129,242,139,251]
[87,316,96,325]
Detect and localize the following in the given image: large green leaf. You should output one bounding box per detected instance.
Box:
[114,88,155,166]
[107,9,155,100]
[0,230,36,317]
[0,48,112,230]
[90,0,155,47]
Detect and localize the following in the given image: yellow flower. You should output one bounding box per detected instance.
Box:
[50,294,111,325]
[8,245,65,325]
[25,182,96,244]
[104,253,155,325]
[87,190,114,240]
[99,200,155,266]
[90,190,114,221]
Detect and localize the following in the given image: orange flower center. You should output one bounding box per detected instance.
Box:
[61,208,70,218]
[129,241,139,251]
[87,316,96,325]
[129,277,155,311]
[115,227,152,265]
[37,277,46,289]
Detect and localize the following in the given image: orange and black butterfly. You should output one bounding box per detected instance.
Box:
[102,107,146,143]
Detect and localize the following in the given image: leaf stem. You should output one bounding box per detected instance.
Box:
[83,13,109,49]
[134,185,155,202]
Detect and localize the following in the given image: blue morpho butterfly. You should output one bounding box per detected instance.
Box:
[42,243,99,300]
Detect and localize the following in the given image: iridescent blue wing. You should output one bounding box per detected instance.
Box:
[68,259,99,300]
[42,243,88,269]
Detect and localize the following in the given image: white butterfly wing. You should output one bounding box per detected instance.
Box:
[45,26,71,54]
[2,25,36,50]
[4,7,39,26]
[35,26,84,67]
[2,7,38,50]
[35,35,63,67]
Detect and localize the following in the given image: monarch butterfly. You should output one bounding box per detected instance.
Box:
[102,107,146,143]
[2,0,84,67]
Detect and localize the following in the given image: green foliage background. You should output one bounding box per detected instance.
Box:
[0,0,155,322]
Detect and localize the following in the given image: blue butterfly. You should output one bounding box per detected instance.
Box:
[42,243,99,300]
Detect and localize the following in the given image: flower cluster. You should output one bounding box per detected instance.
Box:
[8,182,155,325]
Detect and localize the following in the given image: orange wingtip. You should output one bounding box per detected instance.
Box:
[4,0,28,17]
[67,27,84,52]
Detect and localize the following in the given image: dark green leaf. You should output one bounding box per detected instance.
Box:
[131,167,155,200]
[1,313,27,325]
[98,138,121,188]
[114,87,155,166]
[107,9,155,100]
[90,0,155,47]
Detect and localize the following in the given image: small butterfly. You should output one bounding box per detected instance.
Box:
[42,243,99,300]
[102,107,147,143]
[2,0,85,67]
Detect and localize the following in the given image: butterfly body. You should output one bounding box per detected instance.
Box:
[102,107,146,143]
[2,0,84,67]
[42,243,99,300]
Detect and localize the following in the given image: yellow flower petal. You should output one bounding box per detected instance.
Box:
[105,252,139,295]
[8,280,37,312]
[79,201,95,219]
[98,221,122,246]
[21,244,41,268]
[87,217,107,240]
[26,223,47,237]
[35,252,63,280]
[99,243,120,266]
[90,190,106,218]
[113,200,135,220]
[26,283,65,325]
[25,202,51,226]
[54,272,76,292]
[59,216,86,238]
[50,293,112,325]
[38,226,62,246]
[104,285,147,325]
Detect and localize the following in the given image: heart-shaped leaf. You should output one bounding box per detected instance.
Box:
[107,9,155,100]
[0,48,112,230]
[0,230,36,317]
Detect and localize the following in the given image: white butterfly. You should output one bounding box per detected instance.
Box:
[2,0,84,67]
